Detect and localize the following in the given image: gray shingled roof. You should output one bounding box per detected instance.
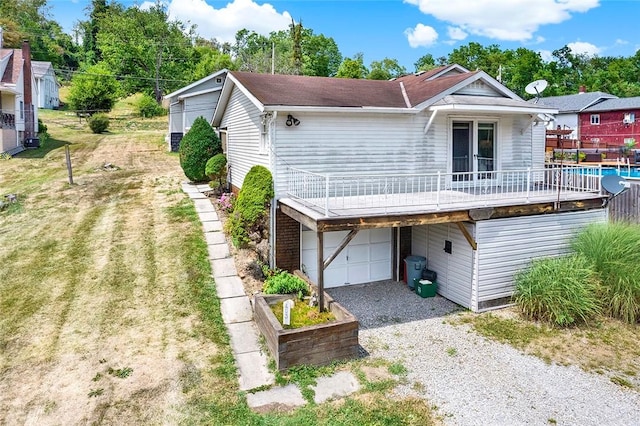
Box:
[582,96,640,112]
[31,61,52,78]
[534,92,617,113]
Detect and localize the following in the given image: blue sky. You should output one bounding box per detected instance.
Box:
[50,0,640,71]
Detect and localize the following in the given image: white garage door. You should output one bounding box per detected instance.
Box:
[301,228,392,288]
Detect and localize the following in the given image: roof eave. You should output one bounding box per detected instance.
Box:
[429,104,559,115]
[265,105,418,114]
[164,68,228,101]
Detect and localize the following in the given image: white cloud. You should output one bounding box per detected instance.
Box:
[405,23,439,48]
[615,39,628,46]
[447,26,467,41]
[166,0,292,43]
[404,0,600,41]
[538,49,553,62]
[567,41,601,56]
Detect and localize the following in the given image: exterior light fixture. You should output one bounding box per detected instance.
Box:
[286,114,300,127]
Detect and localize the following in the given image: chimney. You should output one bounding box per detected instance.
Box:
[22,40,35,139]
[578,85,586,94]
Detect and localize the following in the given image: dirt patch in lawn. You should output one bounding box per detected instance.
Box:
[0,114,219,425]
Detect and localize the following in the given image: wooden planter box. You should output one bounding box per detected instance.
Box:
[253,293,359,371]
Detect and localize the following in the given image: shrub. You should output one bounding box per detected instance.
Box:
[217,192,234,213]
[224,165,274,247]
[513,255,601,327]
[88,113,110,133]
[136,94,165,118]
[205,154,227,190]
[37,118,50,146]
[573,223,640,323]
[263,271,309,296]
[179,117,221,182]
[68,63,120,115]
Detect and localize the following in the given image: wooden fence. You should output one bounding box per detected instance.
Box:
[609,181,640,223]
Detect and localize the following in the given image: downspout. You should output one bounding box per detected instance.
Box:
[269,111,278,268]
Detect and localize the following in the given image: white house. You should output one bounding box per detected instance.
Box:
[163,69,227,152]
[1,35,39,155]
[212,65,607,312]
[32,61,59,109]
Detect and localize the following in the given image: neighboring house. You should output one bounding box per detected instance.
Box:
[535,88,617,145]
[32,61,59,109]
[212,65,606,312]
[0,33,38,155]
[163,69,227,152]
[580,97,640,149]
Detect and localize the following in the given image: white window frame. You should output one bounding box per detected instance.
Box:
[590,114,600,125]
[623,112,635,124]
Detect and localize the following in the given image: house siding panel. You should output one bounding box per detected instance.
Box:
[579,109,640,147]
[184,92,220,129]
[273,112,427,197]
[221,86,269,190]
[475,209,607,309]
[427,223,474,309]
[411,225,428,259]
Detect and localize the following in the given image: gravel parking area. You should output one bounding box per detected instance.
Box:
[328,281,640,426]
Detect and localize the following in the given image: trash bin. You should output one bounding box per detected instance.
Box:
[404,255,426,289]
[415,279,437,298]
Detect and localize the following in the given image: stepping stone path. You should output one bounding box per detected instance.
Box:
[181,182,361,412]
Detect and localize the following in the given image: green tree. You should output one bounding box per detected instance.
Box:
[367,58,407,80]
[336,53,368,79]
[189,44,236,81]
[301,32,341,76]
[67,62,120,114]
[96,1,194,101]
[179,117,221,182]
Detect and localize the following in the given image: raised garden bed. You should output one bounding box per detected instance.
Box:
[253,293,359,371]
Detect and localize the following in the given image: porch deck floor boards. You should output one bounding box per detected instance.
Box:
[281,189,603,219]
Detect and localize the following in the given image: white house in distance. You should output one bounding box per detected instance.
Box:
[211,65,607,312]
[1,33,39,155]
[163,69,227,152]
[32,61,60,109]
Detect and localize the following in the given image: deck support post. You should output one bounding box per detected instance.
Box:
[317,231,325,312]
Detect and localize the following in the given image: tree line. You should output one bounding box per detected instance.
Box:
[2,0,639,110]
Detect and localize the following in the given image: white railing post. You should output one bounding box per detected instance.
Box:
[325,174,330,217]
[526,167,531,202]
[436,171,441,209]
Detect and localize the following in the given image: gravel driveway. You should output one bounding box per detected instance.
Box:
[328,281,640,426]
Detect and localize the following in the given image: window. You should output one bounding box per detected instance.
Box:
[20,101,24,119]
[590,114,600,125]
[624,113,635,124]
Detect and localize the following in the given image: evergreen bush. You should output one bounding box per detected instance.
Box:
[179,117,221,182]
[205,154,227,190]
[88,113,110,133]
[513,255,601,327]
[224,165,273,247]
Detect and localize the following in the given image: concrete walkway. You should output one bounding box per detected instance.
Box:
[181,182,361,412]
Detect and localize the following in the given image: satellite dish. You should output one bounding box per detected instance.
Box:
[525,79,548,96]
[601,174,630,196]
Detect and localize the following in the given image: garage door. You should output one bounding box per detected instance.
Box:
[301,228,392,288]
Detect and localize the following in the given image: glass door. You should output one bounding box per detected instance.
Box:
[452,121,472,181]
[476,123,495,179]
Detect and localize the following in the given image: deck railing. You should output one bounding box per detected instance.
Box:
[0,112,16,129]
[287,164,602,217]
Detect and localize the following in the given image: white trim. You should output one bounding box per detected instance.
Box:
[431,104,558,115]
[163,69,228,100]
[177,86,222,100]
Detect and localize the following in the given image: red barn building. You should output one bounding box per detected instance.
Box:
[579,97,640,149]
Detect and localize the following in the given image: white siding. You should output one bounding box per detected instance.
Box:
[456,81,501,96]
[427,223,474,309]
[475,209,607,310]
[411,225,428,258]
[184,92,220,130]
[273,111,427,197]
[220,86,269,189]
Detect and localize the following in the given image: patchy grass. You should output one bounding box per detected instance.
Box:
[270,299,336,329]
[453,310,640,390]
[0,105,442,425]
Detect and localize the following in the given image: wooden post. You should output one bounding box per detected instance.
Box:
[317,231,325,312]
[65,144,74,185]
